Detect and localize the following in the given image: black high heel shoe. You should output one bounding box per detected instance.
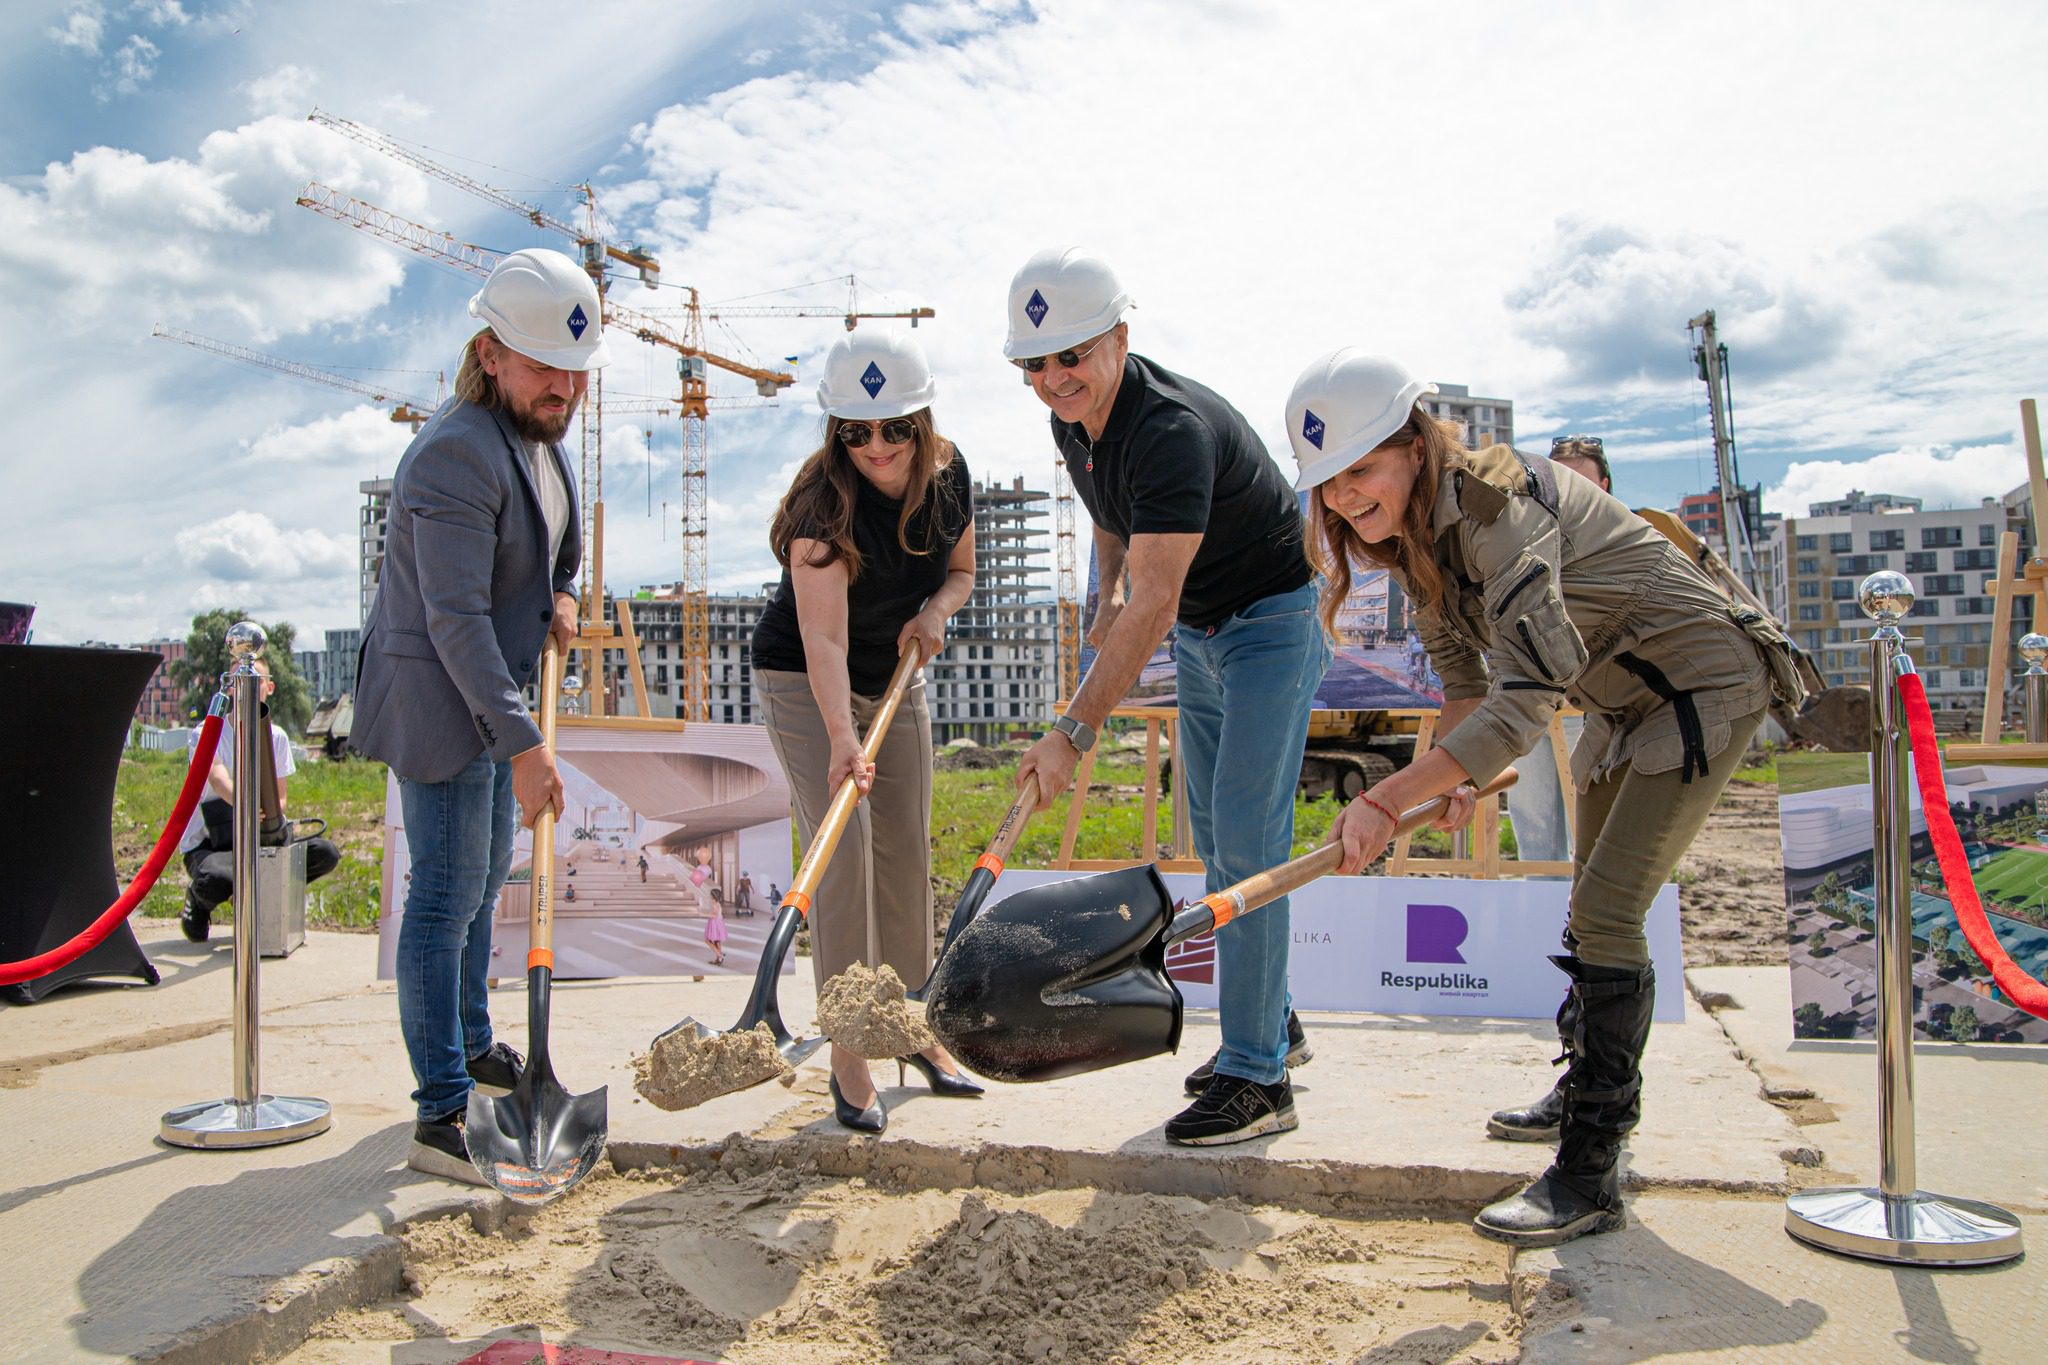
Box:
[898,1051,985,1097]
[829,1073,887,1133]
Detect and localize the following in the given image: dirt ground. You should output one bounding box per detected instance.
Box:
[1671,778,1787,969]
[284,1161,1522,1365]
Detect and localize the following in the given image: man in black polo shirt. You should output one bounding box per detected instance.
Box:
[1008,246,1331,1146]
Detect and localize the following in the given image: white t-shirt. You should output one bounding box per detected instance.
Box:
[180,721,297,854]
[528,440,571,571]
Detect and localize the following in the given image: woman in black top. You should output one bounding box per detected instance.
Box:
[751,331,981,1132]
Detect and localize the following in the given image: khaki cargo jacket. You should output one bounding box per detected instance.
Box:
[1411,446,1803,793]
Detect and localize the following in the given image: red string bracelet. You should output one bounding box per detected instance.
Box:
[1353,793,1400,828]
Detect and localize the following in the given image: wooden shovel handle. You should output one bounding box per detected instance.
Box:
[1176,769,1520,941]
[780,642,923,920]
[972,772,1041,878]
[528,637,564,970]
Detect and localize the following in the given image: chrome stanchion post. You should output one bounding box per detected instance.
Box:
[2020,633,2048,744]
[1784,573,2023,1265]
[161,623,332,1150]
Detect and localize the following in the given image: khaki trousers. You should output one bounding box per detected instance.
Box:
[756,668,935,991]
[1568,703,1768,969]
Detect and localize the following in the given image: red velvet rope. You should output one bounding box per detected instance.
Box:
[0,715,225,987]
[1897,672,2048,1020]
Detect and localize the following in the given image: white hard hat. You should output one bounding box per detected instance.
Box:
[1002,245,1135,359]
[1285,348,1437,491]
[816,330,936,420]
[468,248,612,371]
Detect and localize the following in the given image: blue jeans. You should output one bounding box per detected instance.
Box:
[396,752,515,1122]
[1174,581,1330,1085]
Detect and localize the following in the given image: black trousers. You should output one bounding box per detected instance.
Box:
[184,838,341,912]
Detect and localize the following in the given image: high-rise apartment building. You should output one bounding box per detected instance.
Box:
[131,637,187,727]
[294,627,363,702]
[1771,492,2019,711]
[1422,383,1513,449]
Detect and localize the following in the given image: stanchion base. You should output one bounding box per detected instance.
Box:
[159,1095,332,1149]
[1786,1186,2024,1266]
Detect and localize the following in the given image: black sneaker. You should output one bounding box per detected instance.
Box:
[466,1041,524,1096]
[1164,1073,1298,1146]
[179,892,212,943]
[1183,1010,1312,1095]
[407,1110,488,1186]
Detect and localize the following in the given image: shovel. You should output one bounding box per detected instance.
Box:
[649,642,924,1085]
[926,769,1518,1083]
[907,772,1042,1003]
[466,638,608,1204]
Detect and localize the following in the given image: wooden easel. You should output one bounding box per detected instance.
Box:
[1388,709,1577,878]
[1050,706,1202,873]
[1945,398,2048,762]
[560,501,681,730]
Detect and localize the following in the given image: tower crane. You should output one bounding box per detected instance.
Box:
[647,276,934,331]
[1688,309,1761,600]
[150,324,441,429]
[295,180,797,722]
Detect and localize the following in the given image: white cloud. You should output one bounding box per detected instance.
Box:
[241,403,417,469]
[175,509,353,581]
[48,3,104,53]
[0,114,428,342]
[98,33,160,99]
[242,62,316,117]
[131,0,190,26]
[1766,442,2026,520]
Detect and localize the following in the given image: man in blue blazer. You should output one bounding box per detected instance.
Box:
[354,247,609,1184]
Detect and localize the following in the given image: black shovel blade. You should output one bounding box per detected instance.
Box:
[465,968,607,1205]
[924,863,1183,1083]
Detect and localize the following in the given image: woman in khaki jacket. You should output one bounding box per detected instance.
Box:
[1283,349,1800,1249]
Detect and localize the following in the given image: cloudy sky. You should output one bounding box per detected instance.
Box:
[7,0,2046,648]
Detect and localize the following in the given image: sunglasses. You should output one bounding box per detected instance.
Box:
[1551,435,1604,452]
[838,417,918,448]
[1010,332,1114,374]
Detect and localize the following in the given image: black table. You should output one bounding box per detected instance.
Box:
[1,643,166,1002]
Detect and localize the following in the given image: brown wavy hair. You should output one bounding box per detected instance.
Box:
[769,408,959,581]
[1305,406,1470,640]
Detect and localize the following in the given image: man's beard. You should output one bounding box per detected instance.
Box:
[509,396,575,444]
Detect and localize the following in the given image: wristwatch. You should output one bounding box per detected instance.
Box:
[1050,713,1097,754]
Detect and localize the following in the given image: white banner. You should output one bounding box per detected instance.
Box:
[985,871,1685,1023]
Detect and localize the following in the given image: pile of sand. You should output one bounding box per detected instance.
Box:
[286,1164,1518,1365]
[816,962,935,1059]
[631,1022,793,1111]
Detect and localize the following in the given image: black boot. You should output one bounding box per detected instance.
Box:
[1486,987,1577,1142]
[1476,956,1654,1248]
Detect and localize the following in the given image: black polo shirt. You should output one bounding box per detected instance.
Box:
[1053,354,1309,630]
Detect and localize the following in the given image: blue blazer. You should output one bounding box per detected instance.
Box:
[353,399,580,783]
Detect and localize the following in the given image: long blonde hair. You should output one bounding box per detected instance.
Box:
[768,408,960,581]
[1305,406,1470,640]
[453,328,503,410]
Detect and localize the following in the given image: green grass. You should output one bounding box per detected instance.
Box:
[1777,750,1869,794]
[1964,846,2048,914]
[114,748,390,931]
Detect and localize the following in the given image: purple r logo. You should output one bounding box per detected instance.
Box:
[1406,903,1469,964]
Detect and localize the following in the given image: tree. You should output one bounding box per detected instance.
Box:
[169,607,312,737]
[1929,923,1952,957]
[1794,1002,1824,1038]
[1947,1004,1979,1043]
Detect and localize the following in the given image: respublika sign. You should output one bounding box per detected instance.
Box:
[984,872,1685,1022]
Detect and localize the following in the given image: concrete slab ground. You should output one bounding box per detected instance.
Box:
[0,923,2036,1362]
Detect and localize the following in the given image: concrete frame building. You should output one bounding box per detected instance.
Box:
[1422,383,1513,450]
[617,476,1056,742]
[359,477,392,628]
[1768,490,2022,712]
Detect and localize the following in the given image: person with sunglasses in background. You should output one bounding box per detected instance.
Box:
[1548,434,1613,494]
[750,331,984,1133]
[1005,246,1331,1147]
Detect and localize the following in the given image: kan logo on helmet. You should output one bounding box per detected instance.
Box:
[565,304,589,340]
[1302,409,1325,451]
[1025,289,1049,329]
[859,361,887,399]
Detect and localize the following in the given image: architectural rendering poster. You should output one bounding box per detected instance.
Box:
[1779,751,2048,1044]
[377,722,795,981]
[1080,508,1445,713]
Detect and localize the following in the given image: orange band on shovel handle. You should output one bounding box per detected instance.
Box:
[528,947,554,971]
[974,853,1004,877]
[782,890,812,919]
